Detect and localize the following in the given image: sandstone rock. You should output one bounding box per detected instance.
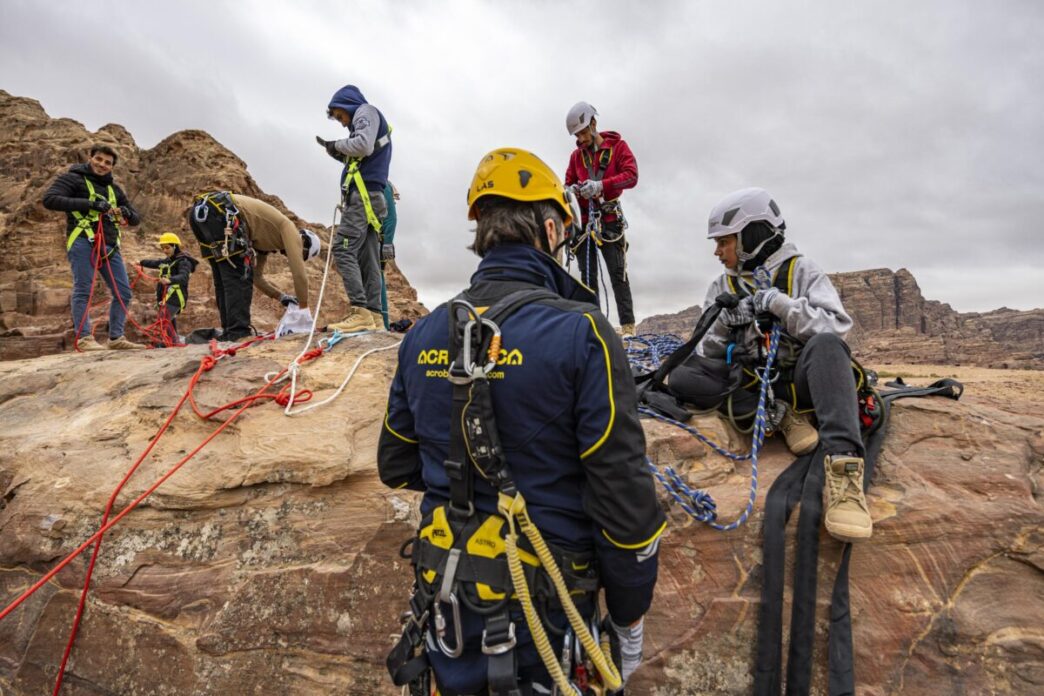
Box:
[0,90,426,361]
[1,344,1041,694]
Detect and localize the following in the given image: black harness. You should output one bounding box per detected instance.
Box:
[190,192,255,277]
[755,378,964,696]
[387,288,600,696]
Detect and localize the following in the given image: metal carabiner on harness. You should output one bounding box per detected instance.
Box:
[433,549,464,658]
[448,299,501,381]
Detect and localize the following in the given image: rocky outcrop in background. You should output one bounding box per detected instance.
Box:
[0,90,424,360]
[639,268,1044,369]
[1,340,1041,695]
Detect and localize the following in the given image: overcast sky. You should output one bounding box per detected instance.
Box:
[2,1,1041,317]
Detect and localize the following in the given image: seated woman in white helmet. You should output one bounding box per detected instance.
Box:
[667,187,873,543]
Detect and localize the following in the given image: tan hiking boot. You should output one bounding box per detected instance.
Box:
[76,335,106,352]
[618,323,636,338]
[328,306,377,333]
[108,335,145,350]
[823,454,873,542]
[369,309,388,331]
[778,404,819,455]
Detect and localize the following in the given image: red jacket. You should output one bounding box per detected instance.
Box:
[564,131,638,224]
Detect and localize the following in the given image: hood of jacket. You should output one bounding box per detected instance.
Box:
[327,85,368,115]
[173,249,200,271]
[470,243,596,305]
[69,162,114,187]
[724,240,802,280]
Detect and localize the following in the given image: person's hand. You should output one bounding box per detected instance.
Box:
[118,205,132,219]
[720,295,755,328]
[578,179,603,200]
[89,199,111,213]
[381,243,395,261]
[608,617,645,684]
[315,135,338,157]
[753,287,782,316]
[279,293,298,308]
[158,278,171,286]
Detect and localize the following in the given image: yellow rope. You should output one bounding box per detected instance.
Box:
[498,492,622,692]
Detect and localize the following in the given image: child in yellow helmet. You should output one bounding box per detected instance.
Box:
[139,233,198,342]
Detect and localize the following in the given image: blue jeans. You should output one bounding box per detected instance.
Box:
[68,237,133,339]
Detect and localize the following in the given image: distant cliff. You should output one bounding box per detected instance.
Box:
[638,268,1043,369]
[0,90,424,360]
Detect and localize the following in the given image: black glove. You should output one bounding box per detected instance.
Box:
[118,205,132,219]
[279,293,298,308]
[315,135,339,158]
[89,199,111,213]
[381,243,395,261]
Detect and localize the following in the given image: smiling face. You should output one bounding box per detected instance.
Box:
[88,151,114,177]
[714,234,739,270]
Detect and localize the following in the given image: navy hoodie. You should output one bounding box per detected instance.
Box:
[327,85,392,190]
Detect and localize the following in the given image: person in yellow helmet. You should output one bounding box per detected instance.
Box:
[139,232,198,339]
[379,148,664,695]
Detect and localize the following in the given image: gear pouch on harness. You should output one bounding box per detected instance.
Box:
[190,191,254,265]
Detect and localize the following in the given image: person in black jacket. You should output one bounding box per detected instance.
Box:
[42,144,144,351]
[139,232,199,340]
[379,148,664,695]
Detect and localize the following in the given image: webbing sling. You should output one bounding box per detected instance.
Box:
[726,256,797,298]
[754,378,963,696]
[67,178,119,251]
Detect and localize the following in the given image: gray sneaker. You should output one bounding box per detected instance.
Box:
[108,335,145,350]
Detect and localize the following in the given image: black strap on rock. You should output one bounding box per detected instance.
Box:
[755,378,963,695]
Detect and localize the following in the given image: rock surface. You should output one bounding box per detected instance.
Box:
[1,340,1041,695]
[638,268,1044,370]
[0,90,425,361]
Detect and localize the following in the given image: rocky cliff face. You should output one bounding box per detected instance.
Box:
[1,339,1041,695]
[638,268,1044,369]
[0,90,424,360]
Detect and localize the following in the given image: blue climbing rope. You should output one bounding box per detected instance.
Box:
[627,267,781,531]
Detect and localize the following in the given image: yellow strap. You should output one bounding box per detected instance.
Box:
[163,285,185,311]
[341,160,383,234]
[68,180,120,251]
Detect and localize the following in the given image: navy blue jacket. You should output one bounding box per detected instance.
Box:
[327,85,392,190]
[378,244,665,691]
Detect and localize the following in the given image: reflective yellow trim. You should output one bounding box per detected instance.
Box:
[579,313,615,460]
[601,520,667,550]
[383,407,418,444]
[394,481,410,489]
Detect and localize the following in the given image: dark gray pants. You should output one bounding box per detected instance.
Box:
[669,333,863,456]
[333,188,387,313]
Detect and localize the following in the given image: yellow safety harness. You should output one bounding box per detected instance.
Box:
[157,260,186,311]
[67,178,119,252]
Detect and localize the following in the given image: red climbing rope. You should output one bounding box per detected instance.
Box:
[0,332,322,692]
[73,217,184,352]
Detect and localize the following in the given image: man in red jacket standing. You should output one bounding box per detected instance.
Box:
[564,101,639,336]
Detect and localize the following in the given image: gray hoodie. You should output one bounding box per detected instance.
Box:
[697,241,853,359]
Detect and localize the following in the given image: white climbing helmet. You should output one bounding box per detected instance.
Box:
[707,187,784,240]
[566,101,598,135]
[300,228,321,261]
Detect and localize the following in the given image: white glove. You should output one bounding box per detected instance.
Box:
[276,304,314,338]
[578,179,603,199]
[609,617,644,684]
[753,287,783,316]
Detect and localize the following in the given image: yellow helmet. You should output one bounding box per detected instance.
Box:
[466,148,579,226]
[157,232,182,247]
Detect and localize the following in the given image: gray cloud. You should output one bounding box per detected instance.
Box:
[2,0,1041,317]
